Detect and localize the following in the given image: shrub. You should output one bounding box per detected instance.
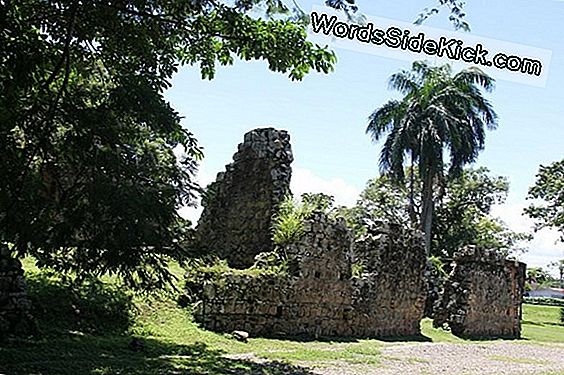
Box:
[183,255,289,301]
[272,195,315,246]
[425,256,448,318]
[351,263,364,277]
[523,297,564,307]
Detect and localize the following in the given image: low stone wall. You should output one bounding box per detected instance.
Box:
[195,128,293,269]
[0,246,35,337]
[193,213,427,338]
[434,246,526,338]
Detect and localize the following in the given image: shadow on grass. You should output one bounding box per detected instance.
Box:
[25,271,135,337]
[524,321,564,328]
[0,271,318,374]
[258,334,360,344]
[375,334,432,343]
[522,320,545,327]
[216,332,431,344]
[453,335,524,341]
[0,336,316,375]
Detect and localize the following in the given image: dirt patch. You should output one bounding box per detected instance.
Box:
[372,342,564,375]
[227,342,564,375]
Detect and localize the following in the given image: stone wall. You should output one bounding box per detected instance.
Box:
[0,246,35,337]
[351,222,428,337]
[433,245,526,338]
[193,213,427,338]
[195,128,293,269]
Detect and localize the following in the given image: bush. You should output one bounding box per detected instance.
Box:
[424,256,448,318]
[523,296,564,307]
[272,195,315,246]
[183,256,289,303]
[561,308,564,324]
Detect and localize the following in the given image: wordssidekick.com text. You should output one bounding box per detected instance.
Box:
[310,11,543,77]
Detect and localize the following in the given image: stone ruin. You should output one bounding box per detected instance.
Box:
[0,126,526,340]
[0,246,35,337]
[195,128,293,268]
[434,245,526,339]
[191,127,428,338]
[351,222,428,337]
[193,212,427,338]
[190,127,526,339]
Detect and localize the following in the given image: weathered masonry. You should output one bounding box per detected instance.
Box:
[195,128,293,269]
[192,128,427,338]
[434,245,526,339]
[0,246,35,337]
[191,127,525,340]
[194,212,428,338]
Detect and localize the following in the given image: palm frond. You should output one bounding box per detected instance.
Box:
[454,67,496,92]
[366,100,402,142]
[368,60,498,188]
[388,72,418,95]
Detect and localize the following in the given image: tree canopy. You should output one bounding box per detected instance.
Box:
[0,0,338,289]
[526,159,564,242]
[366,61,498,254]
[433,168,530,258]
[338,168,529,258]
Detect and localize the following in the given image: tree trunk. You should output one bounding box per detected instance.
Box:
[421,169,434,256]
[408,154,418,225]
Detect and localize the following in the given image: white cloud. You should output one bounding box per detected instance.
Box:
[291,167,360,207]
[492,202,564,274]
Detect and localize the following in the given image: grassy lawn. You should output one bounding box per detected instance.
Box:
[522,304,564,343]
[0,260,563,374]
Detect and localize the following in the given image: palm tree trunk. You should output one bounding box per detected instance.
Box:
[408,153,417,225]
[421,169,434,256]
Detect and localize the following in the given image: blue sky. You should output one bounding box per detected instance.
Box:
[166,0,564,271]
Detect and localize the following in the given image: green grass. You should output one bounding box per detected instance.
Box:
[420,318,466,343]
[1,260,564,374]
[256,342,381,366]
[523,304,562,325]
[521,304,564,343]
[420,304,564,344]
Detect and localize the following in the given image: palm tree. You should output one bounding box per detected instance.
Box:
[367,61,497,255]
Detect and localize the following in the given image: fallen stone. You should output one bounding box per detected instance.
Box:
[232,330,249,342]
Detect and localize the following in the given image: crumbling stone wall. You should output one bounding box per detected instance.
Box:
[193,213,427,338]
[195,128,293,268]
[351,222,427,337]
[0,246,35,337]
[434,245,526,338]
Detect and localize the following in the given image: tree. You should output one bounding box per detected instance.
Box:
[433,168,531,258]
[526,159,564,242]
[415,0,470,31]
[0,0,338,289]
[341,168,529,258]
[526,266,552,288]
[327,0,471,31]
[334,174,411,239]
[366,61,497,255]
[549,259,564,288]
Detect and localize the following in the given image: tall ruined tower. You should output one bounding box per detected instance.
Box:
[195,128,293,268]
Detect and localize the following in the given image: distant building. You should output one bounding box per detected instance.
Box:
[527,287,564,298]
